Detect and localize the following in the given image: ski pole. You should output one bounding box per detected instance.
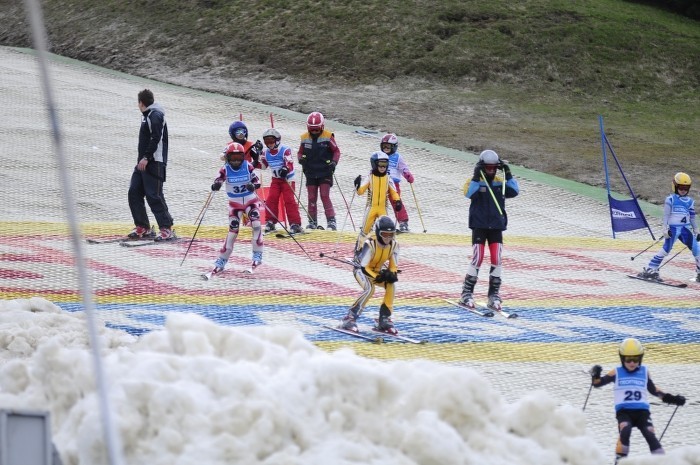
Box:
[319,252,358,268]
[658,247,685,270]
[287,179,311,219]
[630,237,662,261]
[334,173,356,231]
[332,190,356,255]
[480,170,504,216]
[193,191,214,225]
[298,170,304,199]
[256,192,312,260]
[658,405,679,441]
[181,190,216,266]
[582,382,593,411]
[408,182,427,233]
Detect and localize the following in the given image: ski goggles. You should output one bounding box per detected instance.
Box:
[233,128,247,138]
[623,356,641,363]
[379,230,395,241]
[376,162,389,169]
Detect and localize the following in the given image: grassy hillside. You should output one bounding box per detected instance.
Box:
[2,0,699,204]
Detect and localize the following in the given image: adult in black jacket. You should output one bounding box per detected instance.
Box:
[458,150,519,310]
[128,89,174,241]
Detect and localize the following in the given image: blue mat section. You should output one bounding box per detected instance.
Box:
[58,303,700,344]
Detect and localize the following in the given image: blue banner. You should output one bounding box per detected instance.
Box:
[600,116,654,239]
[608,195,648,233]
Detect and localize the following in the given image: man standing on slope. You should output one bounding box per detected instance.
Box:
[128,89,175,241]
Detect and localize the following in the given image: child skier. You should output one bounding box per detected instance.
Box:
[297,112,341,230]
[381,133,415,232]
[638,172,699,282]
[206,142,263,278]
[590,337,686,464]
[339,215,400,335]
[459,149,519,311]
[227,121,263,168]
[353,151,402,258]
[259,128,303,234]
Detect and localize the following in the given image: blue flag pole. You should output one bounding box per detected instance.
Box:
[599,116,655,240]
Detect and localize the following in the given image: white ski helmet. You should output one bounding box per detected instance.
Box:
[479,149,500,165]
[262,128,281,149]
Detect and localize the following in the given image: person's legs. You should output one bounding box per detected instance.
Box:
[128,169,150,229]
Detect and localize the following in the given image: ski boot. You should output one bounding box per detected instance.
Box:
[327,217,337,231]
[399,221,409,233]
[154,227,175,242]
[458,274,478,308]
[339,310,359,332]
[375,304,397,334]
[127,225,155,239]
[487,294,502,311]
[264,221,276,233]
[203,257,227,280]
[251,251,263,270]
[290,223,304,234]
[637,267,660,281]
[306,219,318,230]
[486,276,502,310]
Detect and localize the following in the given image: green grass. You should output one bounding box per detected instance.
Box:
[2,0,698,204]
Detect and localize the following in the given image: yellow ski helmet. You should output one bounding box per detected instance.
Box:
[619,337,644,366]
[673,172,692,195]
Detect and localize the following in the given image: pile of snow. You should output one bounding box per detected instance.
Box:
[1,298,697,465]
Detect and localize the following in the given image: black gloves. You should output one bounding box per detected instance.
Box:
[589,365,602,380]
[472,162,484,182]
[375,269,398,284]
[299,155,307,166]
[662,393,686,406]
[327,160,337,173]
[697,233,700,242]
[249,141,263,165]
[500,162,512,180]
[354,175,362,190]
[395,199,403,211]
[211,181,222,191]
[245,182,256,192]
[279,167,289,179]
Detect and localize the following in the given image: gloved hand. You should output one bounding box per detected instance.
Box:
[404,172,415,183]
[500,162,512,180]
[246,182,256,192]
[249,147,261,166]
[662,393,686,406]
[376,268,398,284]
[472,162,484,181]
[696,233,700,242]
[279,167,290,179]
[327,160,337,173]
[354,175,362,190]
[299,155,307,166]
[211,181,222,191]
[253,140,263,154]
[395,199,403,211]
[589,364,602,380]
[663,228,672,240]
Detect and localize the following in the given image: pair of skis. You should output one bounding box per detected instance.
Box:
[626,274,689,289]
[85,236,181,247]
[442,298,518,319]
[201,261,262,280]
[324,324,424,344]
